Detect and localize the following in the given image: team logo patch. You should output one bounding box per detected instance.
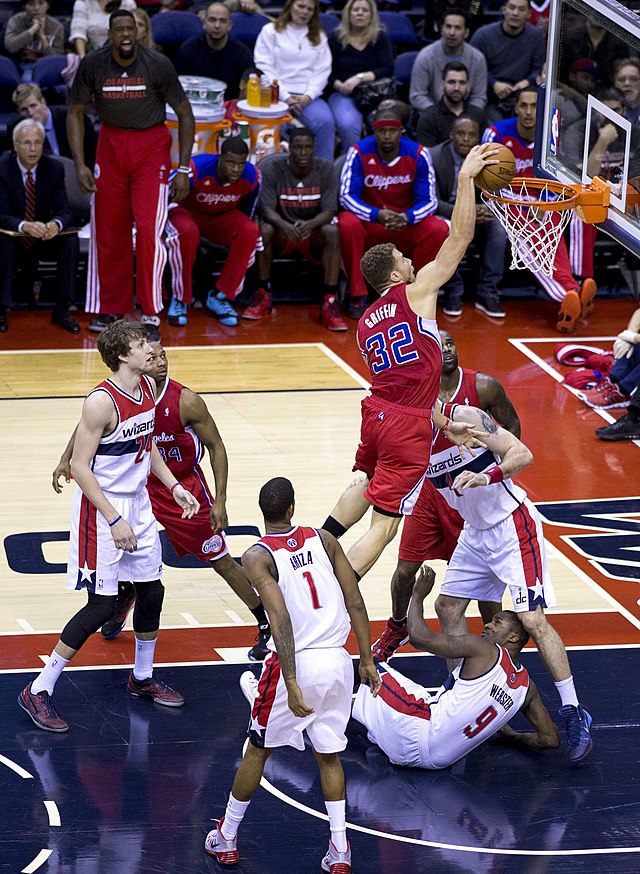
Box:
[94,163,100,179]
[510,673,516,683]
[202,535,223,554]
[287,537,298,548]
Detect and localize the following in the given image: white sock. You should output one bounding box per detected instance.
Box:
[325,800,348,853]
[133,637,157,681]
[555,676,579,708]
[222,793,251,839]
[31,649,69,696]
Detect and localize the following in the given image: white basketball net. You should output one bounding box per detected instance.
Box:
[481,180,575,277]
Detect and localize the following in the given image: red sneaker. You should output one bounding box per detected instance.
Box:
[556,290,581,333]
[18,684,69,733]
[321,296,348,332]
[242,288,272,320]
[127,673,185,707]
[372,617,409,662]
[577,379,630,409]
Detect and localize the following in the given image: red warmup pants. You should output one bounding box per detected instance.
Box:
[338,210,449,298]
[87,124,171,316]
[569,214,596,279]
[165,207,260,302]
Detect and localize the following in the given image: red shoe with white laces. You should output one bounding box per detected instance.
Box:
[577,379,630,410]
[242,288,272,320]
[372,617,409,662]
[321,296,348,332]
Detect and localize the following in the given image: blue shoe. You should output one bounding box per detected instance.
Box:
[560,704,593,765]
[167,297,187,327]
[206,290,238,327]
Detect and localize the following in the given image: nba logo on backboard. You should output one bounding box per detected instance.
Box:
[549,107,560,157]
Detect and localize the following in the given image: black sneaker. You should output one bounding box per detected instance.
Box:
[89,313,121,332]
[475,299,506,318]
[247,623,271,661]
[595,414,640,441]
[101,582,136,639]
[347,296,367,319]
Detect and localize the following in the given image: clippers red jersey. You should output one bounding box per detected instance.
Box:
[147,378,202,485]
[482,118,534,178]
[90,375,156,494]
[357,283,443,409]
[256,526,351,653]
[179,154,260,221]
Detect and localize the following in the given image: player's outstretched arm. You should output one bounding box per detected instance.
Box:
[407,144,500,311]
[181,388,229,531]
[242,546,313,718]
[320,531,380,696]
[499,680,560,750]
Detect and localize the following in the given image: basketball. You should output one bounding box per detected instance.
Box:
[474,145,517,192]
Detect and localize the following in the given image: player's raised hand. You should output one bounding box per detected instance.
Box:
[443,419,488,458]
[411,565,436,600]
[172,484,200,518]
[459,143,501,180]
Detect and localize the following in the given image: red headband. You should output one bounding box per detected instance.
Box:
[372,118,402,129]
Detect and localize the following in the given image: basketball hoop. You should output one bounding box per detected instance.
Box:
[481,177,610,277]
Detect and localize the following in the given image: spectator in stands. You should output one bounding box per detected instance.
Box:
[132,9,158,50]
[10,83,97,167]
[424,0,482,41]
[165,138,260,328]
[338,107,448,318]
[253,0,335,160]
[429,115,505,318]
[174,3,254,100]
[410,10,487,117]
[416,61,485,148]
[613,58,640,124]
[327,0,394,155]
[70,0,137,58]
[578,306,640,413]
[470,0,545,122]
[483,87,596,334]
[223,0,267,12]
[247,127,345,331]
[561,18,628,85]
[4,0,64,80]
[550,59,598,130]
[0,120,80,334]
[67,10,195,334]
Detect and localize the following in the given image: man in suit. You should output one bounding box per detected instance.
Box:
[0,119,80,333]
[9,83,97,169]
[429,114,505,318]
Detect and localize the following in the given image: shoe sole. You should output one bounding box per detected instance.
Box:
[204,846,239,865]
[241,312,270,320]
[556,293,581,333]
[580,279,597,318]
[166,316,187,327]
[17,692,69,733]
[596,428,640,441]
[443,309,462,317]
[582,399,630,410]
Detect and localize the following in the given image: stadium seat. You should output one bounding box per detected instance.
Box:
[151,11,202,60]
[394,50,418,88]
[319,12,340,35]
[378,12,418,48]
[32,56,66,90]
[230,12,270,45]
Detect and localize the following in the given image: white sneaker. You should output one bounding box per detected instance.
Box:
[204,817,239,865]
[239,671,259,705]
[321,840,351,872]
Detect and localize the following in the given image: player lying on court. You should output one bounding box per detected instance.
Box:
[353,566,560,769]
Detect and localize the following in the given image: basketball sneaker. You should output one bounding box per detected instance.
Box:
[204,817,239,865]
[475,298,506,318]
[18,684,69,733]
[248,623,271,661]
[166,296,188,326]
[206,290,238,327]
[556,290,581,333]
[579,277,597,318]
[321,295,348,332]
[127,673,185,707]
[347,296,367,319]
[372,617,409,662]
[576,378,630,410]
[595,414,640,441]
[239,670,259,705]
[101,582,136,639]
[242,287,272,320]
[559,704,593,765]
[89,313,121,332]
[321,840,351,873]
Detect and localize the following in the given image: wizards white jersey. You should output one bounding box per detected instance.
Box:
[257,526,350,653]
[89,375,156,494]
[426,423,527,530]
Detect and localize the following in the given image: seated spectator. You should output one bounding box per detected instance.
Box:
[552,59,598,130]
[224,65,262,119]
[246,126,345,330]
[327,0,393,155]
[70,0,136,58]
[338,108,448,318]
[578,307,640,412]
[0,120,80,334]
[470,0,545,121]
[483,88,596,333]
[164,137,260,328]
[223,0,267,12]
[4,0,64,80]
[9,83,97,167]
[253,0,335,160]
[174,3,254,99]
[416,61,485,148]
[423,0,483,41]
[613,58,640,124]
[561,18,628,85]
[429,115,505,317]
[410,9,486,119]
[132,8,158,50]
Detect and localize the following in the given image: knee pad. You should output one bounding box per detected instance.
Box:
[132,580,165,633]
[60,593,118,650]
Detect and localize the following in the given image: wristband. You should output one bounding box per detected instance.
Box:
[175,166,190,174]
[170,481,180,492]
[109,515,122,527]
[485,465,504,484]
